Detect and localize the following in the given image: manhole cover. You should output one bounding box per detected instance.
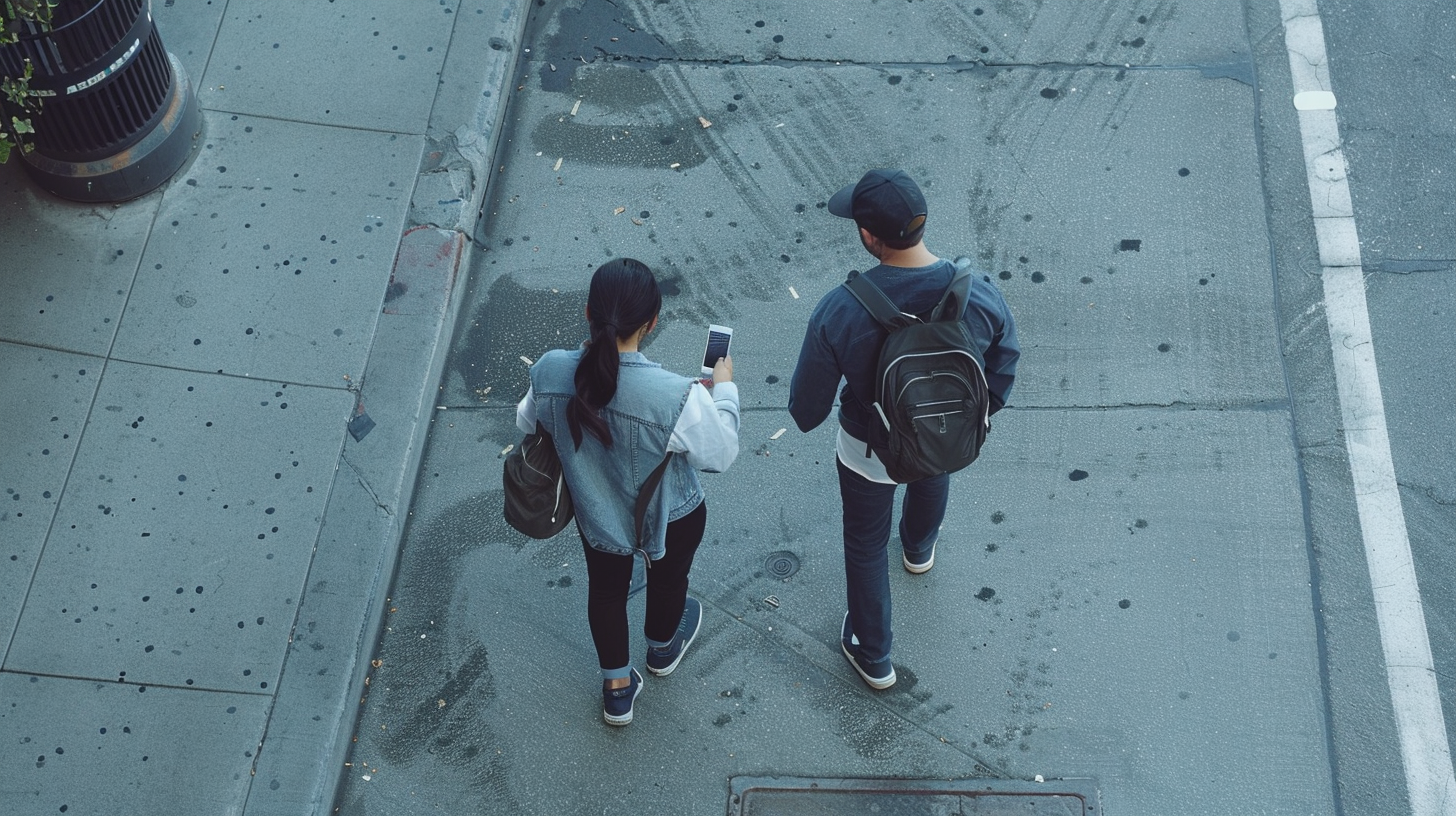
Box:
[764,551,800,580]
[728,776,1100,816]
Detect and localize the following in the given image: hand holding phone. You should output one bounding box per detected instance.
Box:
[701,324,734,378]
[710,355,733,384]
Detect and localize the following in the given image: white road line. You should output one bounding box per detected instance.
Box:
[1278,2,1456,814]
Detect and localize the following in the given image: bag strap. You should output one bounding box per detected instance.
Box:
[843,257,975,327]
[929,257,975,322]
[633,452,675,549]
[843,271,918,330]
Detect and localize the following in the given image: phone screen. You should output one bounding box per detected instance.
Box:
[702,327,732,370]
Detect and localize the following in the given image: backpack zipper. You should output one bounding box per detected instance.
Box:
[884,350,986,398]
[897,371,976,405]
[890,353,991,429]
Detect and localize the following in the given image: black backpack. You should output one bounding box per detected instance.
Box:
[842,258,990,483]
[503,421,673,543]
[503,423,575,539]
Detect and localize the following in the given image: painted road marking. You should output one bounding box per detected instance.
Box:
[1279,2,1456,813]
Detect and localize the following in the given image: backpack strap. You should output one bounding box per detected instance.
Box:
[843,270,918,330]
[844,258,975,326]
[633,452,675,550]
[929,257,975,322]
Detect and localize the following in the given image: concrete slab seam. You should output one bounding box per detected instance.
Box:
[193,0,230,90]
[0,184,160,666]
[716,597,1007,778]
[529,56,1253,75]
[191,106,427,138]
[1279,2,1456,814]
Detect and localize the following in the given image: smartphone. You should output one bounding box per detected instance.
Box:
[701,324,733,375]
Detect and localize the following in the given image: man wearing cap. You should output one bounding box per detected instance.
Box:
[789,169,1019,689]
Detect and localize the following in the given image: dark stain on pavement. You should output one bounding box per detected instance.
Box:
[537,0,673,92]
[532,117,709,169]
[452,274,586,398]
[376,646,494,764]
[352,483,522,808]
[531,84,710,171]
[532,65,710,169]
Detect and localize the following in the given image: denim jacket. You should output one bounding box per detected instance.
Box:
[528,348,714,559]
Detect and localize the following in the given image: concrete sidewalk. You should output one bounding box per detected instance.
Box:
[0,1,530,814]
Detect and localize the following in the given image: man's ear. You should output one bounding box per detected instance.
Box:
[859,227,884,257]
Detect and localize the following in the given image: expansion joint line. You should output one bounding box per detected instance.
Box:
[543,54,1222,72]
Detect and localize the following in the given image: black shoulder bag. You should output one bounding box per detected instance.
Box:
[503,423,674,544]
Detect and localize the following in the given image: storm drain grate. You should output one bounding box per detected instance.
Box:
[764,551,800,580]
[728,776,1099,815]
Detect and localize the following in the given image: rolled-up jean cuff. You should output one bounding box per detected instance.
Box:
[601,665,632,681]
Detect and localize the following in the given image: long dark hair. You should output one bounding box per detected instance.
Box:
[567,258,662,449]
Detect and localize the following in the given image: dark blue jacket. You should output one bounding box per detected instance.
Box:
[789,259,1019,440]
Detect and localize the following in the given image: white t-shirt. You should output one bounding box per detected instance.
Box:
[836,426,895,484]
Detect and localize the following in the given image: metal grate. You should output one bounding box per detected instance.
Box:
[1,0,144,79]
[30,28,169,158]
[728,776,1100,816]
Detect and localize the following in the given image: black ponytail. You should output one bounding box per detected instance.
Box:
[566,258,662,449]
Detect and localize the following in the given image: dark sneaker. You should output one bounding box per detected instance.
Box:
[647,596,702,677]
[602,668,643,726]
[841,611,896,689]
[902,534,936,574]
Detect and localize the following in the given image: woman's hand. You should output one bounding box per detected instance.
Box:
[711,355,733,384]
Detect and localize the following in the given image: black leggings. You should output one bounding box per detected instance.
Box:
[580,501,707,673]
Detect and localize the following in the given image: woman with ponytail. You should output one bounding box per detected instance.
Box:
[515,258,739,725]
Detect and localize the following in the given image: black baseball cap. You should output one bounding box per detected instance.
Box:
[827,169,928,241]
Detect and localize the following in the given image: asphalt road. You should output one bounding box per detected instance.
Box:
[1323,0,1454,737]
[1263,0,1455,811]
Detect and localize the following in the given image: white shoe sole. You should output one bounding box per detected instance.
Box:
[647,600,702,677]
[840,611,896,689]
[902,550,934,574]
[602,675,642,725]
[842,642,897,689]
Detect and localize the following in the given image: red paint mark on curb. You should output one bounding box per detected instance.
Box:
[383,226,463,316]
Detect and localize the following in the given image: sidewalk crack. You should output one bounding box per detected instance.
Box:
[1369,259,1453,275]
[1398,480,1456,507]
[342,455,395,516]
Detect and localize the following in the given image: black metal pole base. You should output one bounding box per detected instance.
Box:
[20,53,201,203]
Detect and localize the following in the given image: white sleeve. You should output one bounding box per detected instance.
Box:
[668,381,740,473]
[515,387,537,435]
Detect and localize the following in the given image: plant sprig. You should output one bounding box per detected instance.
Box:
[1,0,55,163]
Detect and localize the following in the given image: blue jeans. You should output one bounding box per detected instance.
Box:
[837,460,950,663]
